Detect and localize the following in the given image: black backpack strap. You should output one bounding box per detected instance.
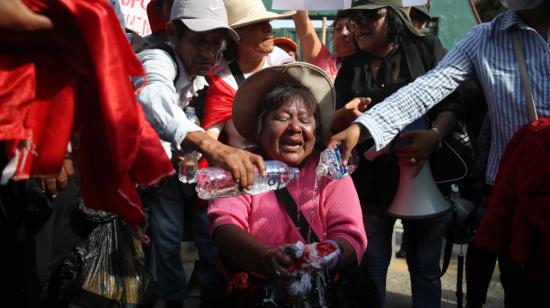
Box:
[274,188,319,243]
[144,42,180,86]
[228,60,245,86]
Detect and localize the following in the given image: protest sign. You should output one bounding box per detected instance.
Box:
[119,0,152,36]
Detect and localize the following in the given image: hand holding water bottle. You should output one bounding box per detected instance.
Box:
[316,144,359,180]
[196,160,299,200]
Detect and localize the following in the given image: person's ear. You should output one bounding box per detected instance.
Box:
[166,22,177,44]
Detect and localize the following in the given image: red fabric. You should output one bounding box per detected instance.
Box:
[475,117,550,271]
[146,0,167,34]
[0,0,173,226]
[201,70,237,130]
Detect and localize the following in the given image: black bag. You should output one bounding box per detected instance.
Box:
[52,205,157,308]
[430,123,475,185]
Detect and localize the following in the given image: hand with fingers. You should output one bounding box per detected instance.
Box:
[331,97,371,134]
[396,129,440,177]
[201,139,266,189]
[37,159,74,198]
[0,0,53,32]
[327,123,368,167]
[261,247,295,282]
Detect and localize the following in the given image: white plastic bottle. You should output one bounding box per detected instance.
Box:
[196,161,299,200]
[316,145,359,180]
[178,107,200,183]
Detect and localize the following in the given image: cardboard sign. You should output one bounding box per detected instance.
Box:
[119,0,152,36]
[272,0,352,10]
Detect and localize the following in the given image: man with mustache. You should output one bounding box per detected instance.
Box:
[135,0,265,307]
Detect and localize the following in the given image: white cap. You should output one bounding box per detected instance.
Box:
[170,0,239,41]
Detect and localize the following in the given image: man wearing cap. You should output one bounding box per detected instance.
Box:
[135,0,265,307]
[200,0,295,149]
[330,0,550,306]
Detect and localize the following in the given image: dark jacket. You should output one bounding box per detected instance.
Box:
[334,34,463,208]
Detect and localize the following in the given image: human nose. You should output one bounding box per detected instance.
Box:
[288,118,303,133]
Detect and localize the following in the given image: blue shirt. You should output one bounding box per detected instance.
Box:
[355,11,550,184]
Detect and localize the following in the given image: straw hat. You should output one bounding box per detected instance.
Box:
[225,0,295,29]
[232,62,335,143]
[170,0,239,41]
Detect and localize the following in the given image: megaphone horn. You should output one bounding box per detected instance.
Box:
[388,162,452,219]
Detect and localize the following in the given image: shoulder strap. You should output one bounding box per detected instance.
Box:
[146,42,180,86]
[512,28,538,122]
[228,60,245,86]
[274,188,320,243]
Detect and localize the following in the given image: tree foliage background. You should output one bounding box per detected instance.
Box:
[474,0,507,22]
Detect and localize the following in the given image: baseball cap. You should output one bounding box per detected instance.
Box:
[170,0,239,41]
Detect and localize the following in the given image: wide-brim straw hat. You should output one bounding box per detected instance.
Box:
[232,62,335,144]
[345,0,422,36]
[170,0,239,41]
[225,0,296,29]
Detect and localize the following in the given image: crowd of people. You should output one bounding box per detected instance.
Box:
[1,0,549,307]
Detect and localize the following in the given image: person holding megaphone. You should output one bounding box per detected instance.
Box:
[330,1,464,307]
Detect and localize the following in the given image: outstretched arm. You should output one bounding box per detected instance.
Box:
[293,11,323,64]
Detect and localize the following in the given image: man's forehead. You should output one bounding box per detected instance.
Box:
[191,28,227,37]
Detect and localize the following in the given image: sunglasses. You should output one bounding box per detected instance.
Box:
[350,9,387,25]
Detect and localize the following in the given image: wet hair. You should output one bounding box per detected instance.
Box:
[254,84,322,149]
[385,8,407,43]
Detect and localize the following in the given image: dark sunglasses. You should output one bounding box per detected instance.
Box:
[350,9,386,25]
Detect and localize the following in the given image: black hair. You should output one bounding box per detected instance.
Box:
[331,10,353,30]
[254,84,322,149]
[385,8,407,43]
[172,19,189,39]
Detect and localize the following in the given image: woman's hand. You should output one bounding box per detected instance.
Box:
[261,248,294,281]
[331,97,371,134]
[395,129,439,177]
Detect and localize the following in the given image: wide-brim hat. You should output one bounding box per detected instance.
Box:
[232,62,335,144]
[170,0,239,41]
[225,0,295,29]
[346,0,422,36]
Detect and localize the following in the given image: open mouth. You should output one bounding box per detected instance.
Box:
[281,139,304,152]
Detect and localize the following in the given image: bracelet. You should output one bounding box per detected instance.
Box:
[430,127,443,149]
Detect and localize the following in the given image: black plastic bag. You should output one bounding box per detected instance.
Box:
[53,205,157,308]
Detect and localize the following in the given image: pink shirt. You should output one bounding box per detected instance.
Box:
[208,153,367,263]
[311,45,340,82]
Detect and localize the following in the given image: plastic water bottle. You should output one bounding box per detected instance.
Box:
[178,107,200,183]
[316,145,359,180]
[196,161,299,200]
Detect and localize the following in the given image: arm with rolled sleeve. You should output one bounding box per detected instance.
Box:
[355,27,482,150]
[136,48,203,151]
